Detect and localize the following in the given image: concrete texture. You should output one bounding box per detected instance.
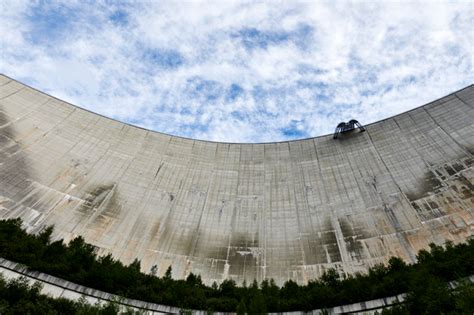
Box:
[0,74,473,286]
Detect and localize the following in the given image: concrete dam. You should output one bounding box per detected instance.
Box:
[0,74,473,286]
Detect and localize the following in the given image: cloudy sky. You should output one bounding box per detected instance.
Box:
[1,1,472,142]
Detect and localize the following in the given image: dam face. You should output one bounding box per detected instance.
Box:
[0,74,473,286]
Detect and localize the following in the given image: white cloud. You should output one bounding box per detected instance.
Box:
[0,0,472,143]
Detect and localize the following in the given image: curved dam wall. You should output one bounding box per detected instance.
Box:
[0,74,473,286]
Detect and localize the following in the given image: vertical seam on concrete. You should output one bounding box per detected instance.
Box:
[109,130,154,260]
[331,140,356,273]
[0,86,25,100]
[68,118,132,241]
[234,144,243,281]
[298,142,320,281]
[288,142,308,283]
[0,97,52,133]
[262,143,268,280]
[422,106,472,157]
[188,167,213,264]
[343,134,382,265]
[224,144,239,281]
[43,107,99,187]
[454,93,474,109]
[390,117,435,234]
[312,138,351,270]
[363,128,417,263]
[9,106,78,201]
[0,79,12,87]
[148,137,187,258]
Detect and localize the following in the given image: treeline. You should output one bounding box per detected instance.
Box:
[0,218,473,314]
[0,274,142,314]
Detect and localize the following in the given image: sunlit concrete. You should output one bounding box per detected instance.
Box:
[0,74,473,285]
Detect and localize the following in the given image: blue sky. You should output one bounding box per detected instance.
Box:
[0,1,473,142]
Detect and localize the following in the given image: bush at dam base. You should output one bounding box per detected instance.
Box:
[0,275,128,315]
[0,218,473,314]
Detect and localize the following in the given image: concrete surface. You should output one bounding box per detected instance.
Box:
[0,74,473,286]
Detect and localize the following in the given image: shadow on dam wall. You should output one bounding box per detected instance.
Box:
[0,107,40,228]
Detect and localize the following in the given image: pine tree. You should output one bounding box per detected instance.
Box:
[236,299,247,315]
[164,265,172,280]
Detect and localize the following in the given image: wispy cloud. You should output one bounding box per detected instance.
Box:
[0,1,472,142]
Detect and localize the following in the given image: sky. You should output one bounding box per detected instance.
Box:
[0,1,473,143]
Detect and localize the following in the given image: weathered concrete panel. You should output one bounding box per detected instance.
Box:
[0,74,472,286]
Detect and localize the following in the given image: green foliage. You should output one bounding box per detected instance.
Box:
[236,298,246,315]
[0,274,144,314]
[164,265,172,280]
[320,268,339,287]
[248,290,267,314]
[453,280,474,313]
[0,218,473,313]
[405,271,454,314]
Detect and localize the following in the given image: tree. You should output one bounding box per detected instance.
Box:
[150,264,158,276]
[388,257,407,272]
[405,272,453,314]
[129,258,141,272]
[261,278,279,311]
[186,272,203,287]
[220,279,237,298]
[164,266,172,280]
[320,268,340,288]
[236,299,247,315]
[453,280,474,313]
[247,290,267,314]
[38,225,54,245]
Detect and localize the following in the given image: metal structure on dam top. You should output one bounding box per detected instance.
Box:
[0,74,473,286]
[333,119,366,139]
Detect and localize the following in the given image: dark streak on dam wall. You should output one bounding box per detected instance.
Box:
[0,74,473,286]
